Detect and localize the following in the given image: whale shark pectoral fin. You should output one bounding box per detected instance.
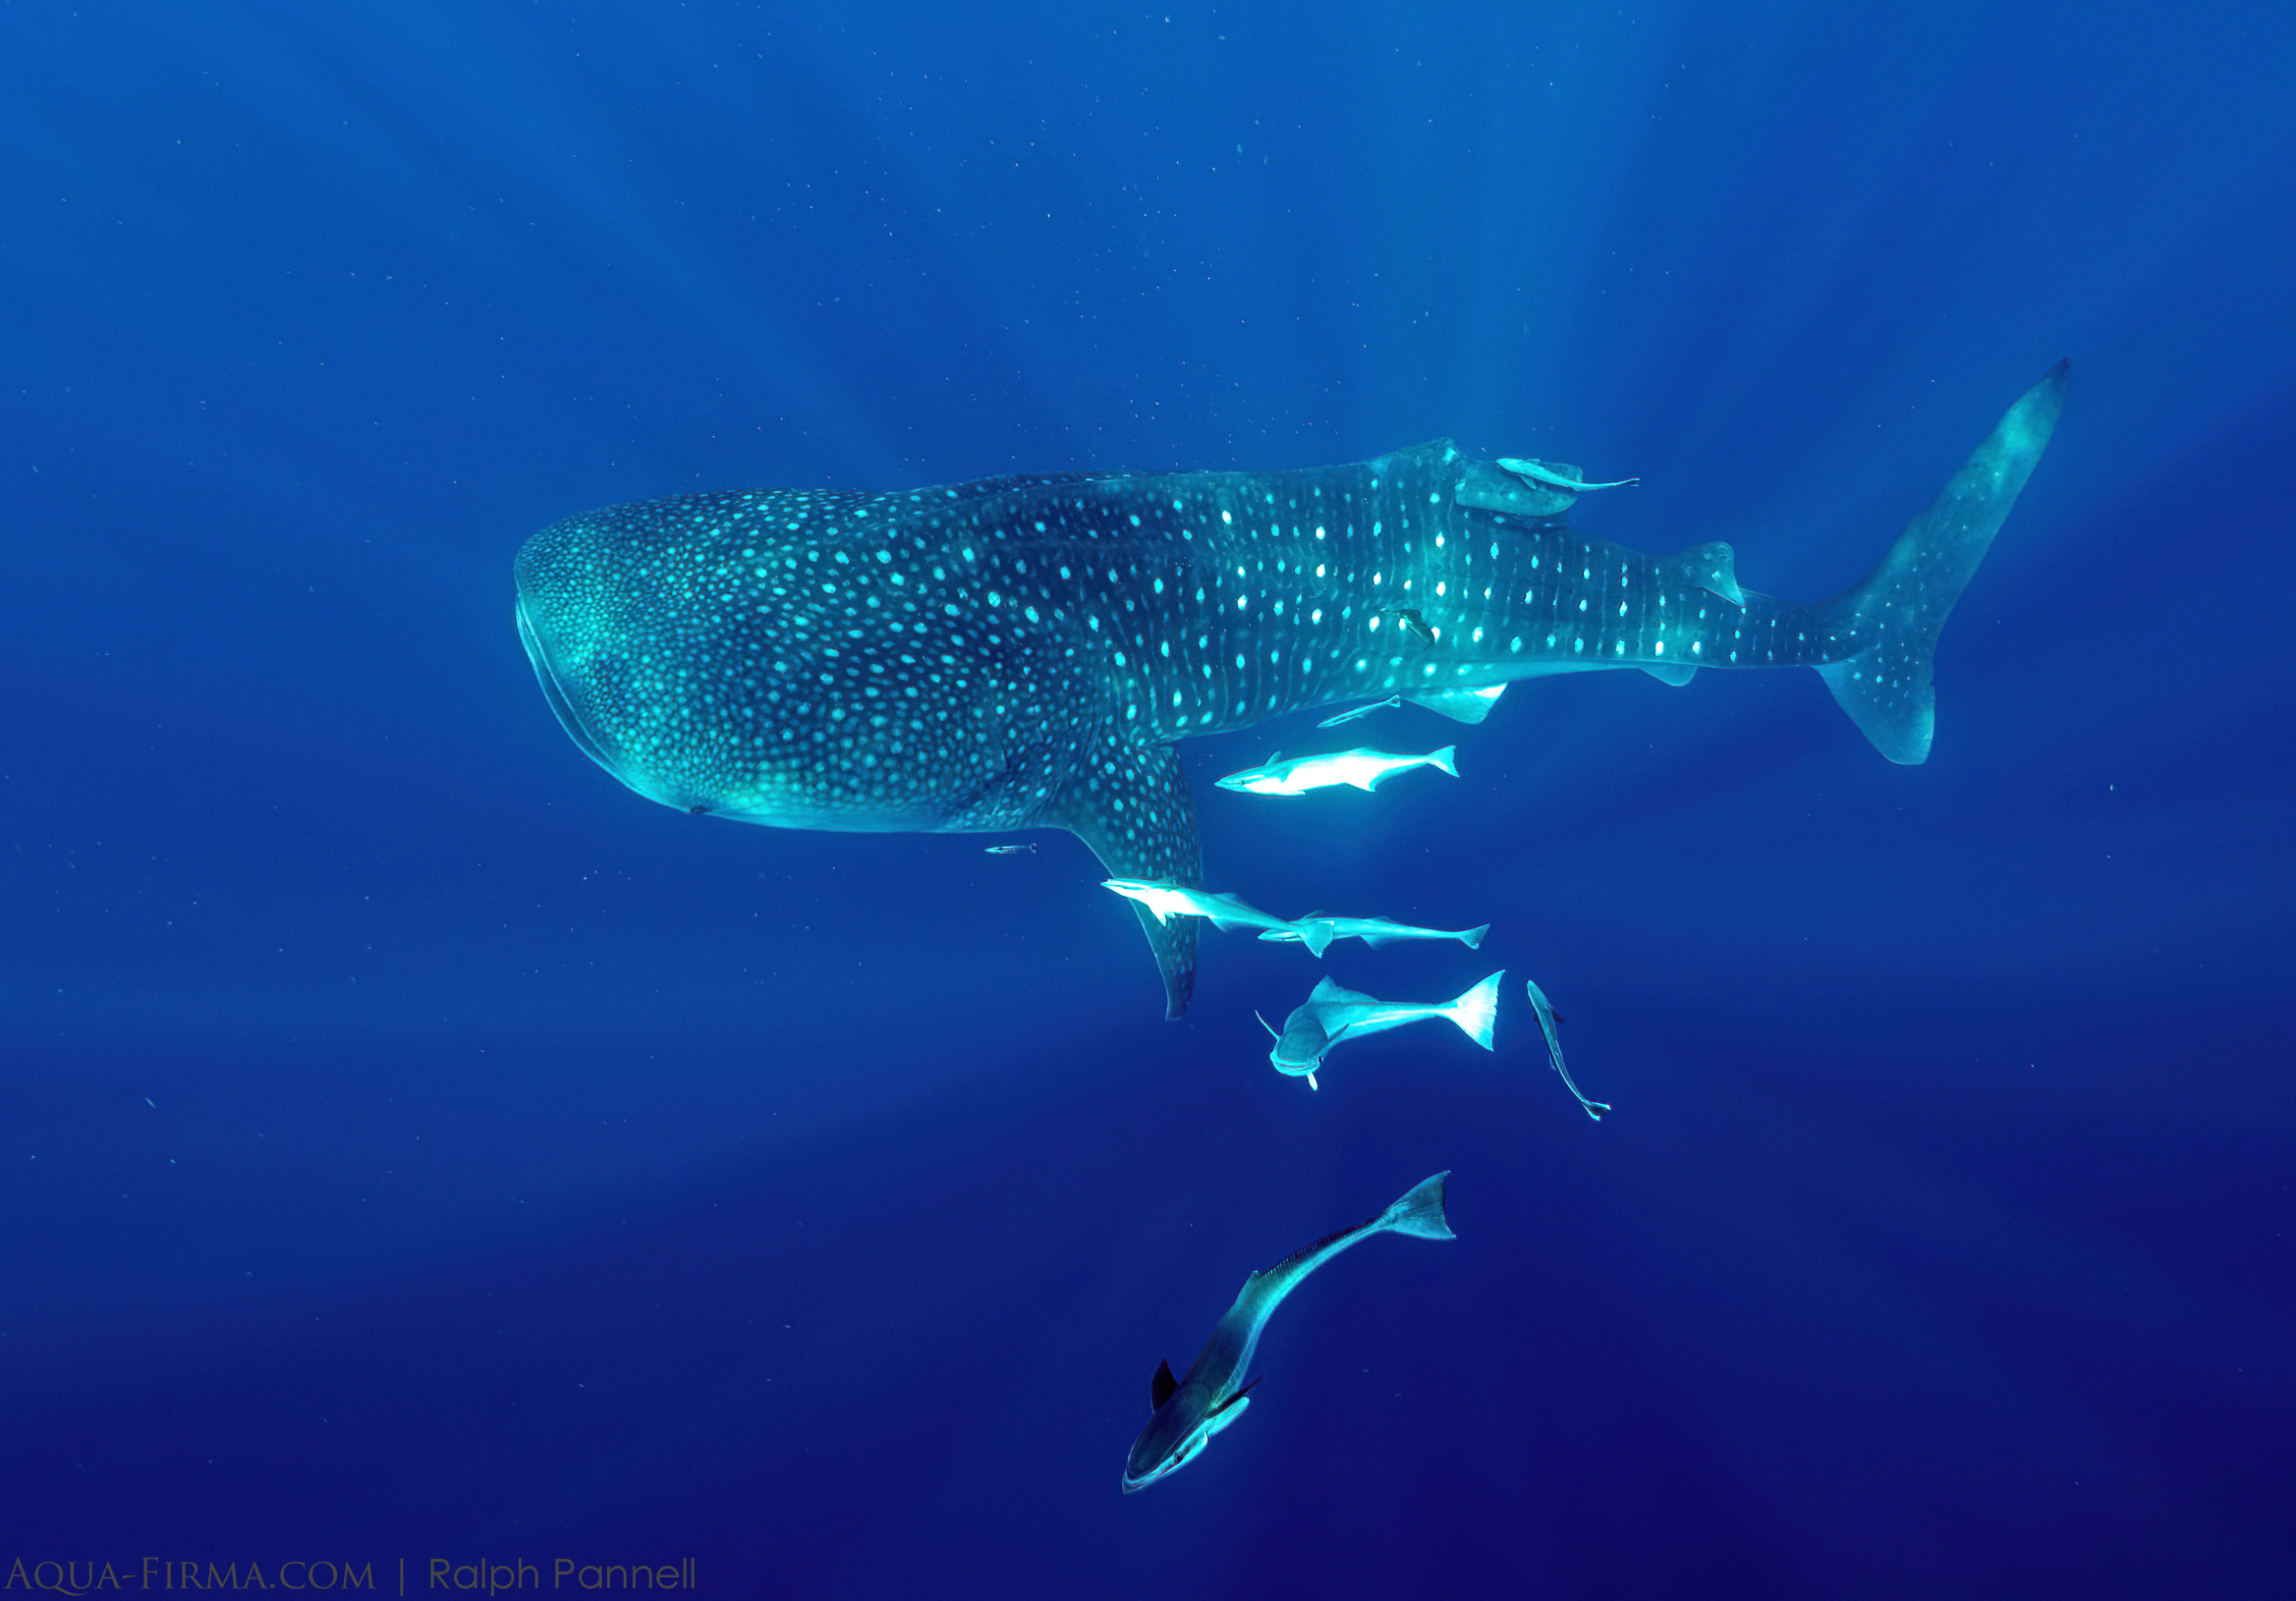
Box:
[1150,1359,1179,1411]
[1040,740,1203,1020]
[1406,685,1506,724]
[1642,662,1698,687]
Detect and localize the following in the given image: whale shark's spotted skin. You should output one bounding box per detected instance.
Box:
[515,366,2066,1016]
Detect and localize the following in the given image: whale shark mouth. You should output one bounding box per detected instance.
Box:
[515,596,620,779]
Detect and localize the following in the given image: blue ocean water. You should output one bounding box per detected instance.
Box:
[4,2,2292,1594]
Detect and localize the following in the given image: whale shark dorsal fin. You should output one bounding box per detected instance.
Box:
[1150,1358,1179,1411]
[1454,457,1576,520]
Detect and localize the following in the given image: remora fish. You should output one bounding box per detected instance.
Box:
[1316,694,1403,728]
[1259,914,1489,955]
[1101,878,1297,937]
[1526,976,1609,1121]
[512,366,2067,1017]
[1213,745,1458,797]
[1265,970,1503,1089]
[1497,457,1639,491]
[1122,1170,1456,1493]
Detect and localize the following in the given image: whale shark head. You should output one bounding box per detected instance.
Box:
[513,491,970,831]
[513,504,732,815]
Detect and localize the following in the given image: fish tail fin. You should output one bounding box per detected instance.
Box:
[1459,923,1490,950]
[1379,1170,1456,1241]
[1811,361,2068,764]
[1446,969,1504,1051]
[1428,744,1459,777]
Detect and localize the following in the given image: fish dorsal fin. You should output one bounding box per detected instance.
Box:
[1150,1358,1179,1410]
[1308,975,1348,1002]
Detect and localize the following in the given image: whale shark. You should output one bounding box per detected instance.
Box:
[514,364,2067,1018]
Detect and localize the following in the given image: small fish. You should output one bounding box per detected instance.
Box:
[1259,915,1489,957]
[982,843,1036,856]
[1526,977,1609,1121]
[1122,1171,1456,1493]
[1213,745,1458,798]
[1375,606,1436,644]
[1316,695,1403,729]
[1101,879,1299,937]
[1496,456,1640,491]
[1261,970,1502,1089]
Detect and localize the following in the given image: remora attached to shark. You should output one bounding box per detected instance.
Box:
[514,365,2068,1017]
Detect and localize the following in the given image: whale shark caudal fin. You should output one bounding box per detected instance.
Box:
[1446,970,1504,1050]
[1813,360,2068,765]
[1380,1171,1456,1240]
[1038,742,1203,1020]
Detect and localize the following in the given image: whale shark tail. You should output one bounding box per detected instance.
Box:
[1380,1171,1456,1241]
[1812,360,2068,765]
[1444,969,1504,1051]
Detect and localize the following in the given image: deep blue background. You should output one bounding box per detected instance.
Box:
[5,3,2293,1595]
